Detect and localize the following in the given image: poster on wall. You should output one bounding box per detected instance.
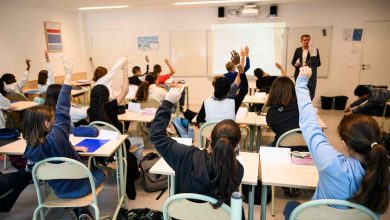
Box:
[137,36,159,51]
[44,21,63,52]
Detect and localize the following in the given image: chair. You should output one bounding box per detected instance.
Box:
[272,128,307,216]
[6,92,28,102]
[289,199,379,220]
[32,157,103,220]
[163,192,243,220]
[198,122,217,148]
[239,125,250,151]
[380,98,390,132]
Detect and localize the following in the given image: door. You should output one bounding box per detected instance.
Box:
[359,21,390,87]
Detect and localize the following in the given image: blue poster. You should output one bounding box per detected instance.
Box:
[137,36,159,50]
[352,29,363,41]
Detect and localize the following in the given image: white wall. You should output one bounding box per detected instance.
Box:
[83,0,390,107]
[0,0,87,81]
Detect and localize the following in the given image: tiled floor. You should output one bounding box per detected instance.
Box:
[1,108,389,220]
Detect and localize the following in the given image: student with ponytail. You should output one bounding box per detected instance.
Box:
[150,86,244,209]
[135,72,167,103]
[284,65,390,219]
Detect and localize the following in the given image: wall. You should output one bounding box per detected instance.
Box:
[0,0,87,82]
[83,0,390,107]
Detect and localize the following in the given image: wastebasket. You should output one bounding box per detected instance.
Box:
[321,96,334,110]
[334,96,348,110]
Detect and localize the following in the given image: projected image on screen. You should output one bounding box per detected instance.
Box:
[210,23,287,76]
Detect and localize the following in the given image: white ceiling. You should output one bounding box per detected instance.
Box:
[34,0,362,10]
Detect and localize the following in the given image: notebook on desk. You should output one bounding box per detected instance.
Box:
[75,139,109,152]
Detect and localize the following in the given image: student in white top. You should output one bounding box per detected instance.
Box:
[135,72,167,103]
[1,59,30,94]
[44,84,87,124]
[92,57,128,98]
[0,79,11,128]
[37,49,55,94]
[196,50,248,123]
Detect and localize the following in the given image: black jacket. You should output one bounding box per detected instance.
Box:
[150,100,244,199]
[291,47,321,78]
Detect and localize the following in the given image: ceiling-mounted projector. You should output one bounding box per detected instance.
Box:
[241,5,259,17]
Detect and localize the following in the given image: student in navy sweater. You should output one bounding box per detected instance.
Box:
[150,86,244,209]
[224,46,250,85]
[23,58,106,199]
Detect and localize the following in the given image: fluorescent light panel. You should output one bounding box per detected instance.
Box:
[174,0,265,5]
[78,5,129,10]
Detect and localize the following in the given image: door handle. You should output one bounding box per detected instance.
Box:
[362,64,371,70]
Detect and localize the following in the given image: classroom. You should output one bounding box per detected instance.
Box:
[0,0,389,219]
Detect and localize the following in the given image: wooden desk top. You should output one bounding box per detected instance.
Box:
[10,101,40,111]
[0,135,127,157]
[243,95,266,104]
[236,112,258,126]
[255,114,327,129]
[71,88,88,96]
[118,110,155,123]
[260,146,318,188]
[71,80,92,87]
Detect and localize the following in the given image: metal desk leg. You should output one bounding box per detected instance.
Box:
[256,126,261,152]
[249,125,255,152]
[169,175,175,196]
[248,185,255,220]
[261,185,267,220]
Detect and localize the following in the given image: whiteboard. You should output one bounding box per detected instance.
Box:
[286,27,332,78]
[170,31,208,77]
[209,23,287,76]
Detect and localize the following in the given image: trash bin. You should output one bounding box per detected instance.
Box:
[321,96,334,110]
[334,96,348,110]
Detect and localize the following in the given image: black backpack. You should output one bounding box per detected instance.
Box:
[242,180,272,205]
[139,153,168,192]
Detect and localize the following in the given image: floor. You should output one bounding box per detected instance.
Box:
[1,107,389,220]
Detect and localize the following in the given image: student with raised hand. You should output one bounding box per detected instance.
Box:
[196,50,248,123]
[44,84,88,124]
[37,49,55,94]
[0,79,11,128]
[135,72,167,103]
[23,57,107,218]
[224,46,250,85]
[284,66,390,219]
[154,58,175,85]
[93,56,128,97]
[129,55,149,85]
[1,59,30,94]
[254,62,286,93]
[88,58,140,199]
[150,86,244,209]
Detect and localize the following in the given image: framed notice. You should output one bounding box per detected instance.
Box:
[137,36,159,51]
[44,21,63,52]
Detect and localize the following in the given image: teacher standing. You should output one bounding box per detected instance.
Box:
[292,34,321,100]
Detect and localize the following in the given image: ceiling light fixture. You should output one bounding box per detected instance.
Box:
[174,0,265,6]
[78,5,129,10]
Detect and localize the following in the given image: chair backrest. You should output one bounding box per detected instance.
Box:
[6,92,27,102]
[276,128,307,148]
[198,122,217,148]
[140,98,161,109]
[289,199,379,220]
[32,157,97,204]
[163,192,242,220]
[89,120,121,134]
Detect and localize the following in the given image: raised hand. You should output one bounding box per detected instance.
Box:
[299,66,312,79]
[244,46,249,56]
[62,57,74,76]
[145,55,149,63]
[165,86,184,104]
[275,62,282,69]
[240,47,245,57]
[230,50,240,65]
[26,59,31,71]
[164,58,170,65]
[122,58,129,74]
[44,49,49,62]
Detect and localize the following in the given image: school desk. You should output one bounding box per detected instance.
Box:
[10,101,40,111]
[0,134,128,219]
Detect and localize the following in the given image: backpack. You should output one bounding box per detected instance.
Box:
[139,153,168,192]
[117,208,163,220]
[242,180,272,205]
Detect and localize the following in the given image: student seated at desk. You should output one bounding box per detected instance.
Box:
[284,65,390,219]
[88,59,140,200]
[129,55,149,86]
[37,49,55,94]
[44,84,88,125]
[266,76,299,147]
[92,56,128,97]
[0,79,11,128]
[153,58,175,85]
[254,62,286,93]
[0,170,32,212]
[135,72,167,103]
[23,58,107,219]
[196,50,248,123]
[1,59,30,94]
[344,85,390,117]
[150,87,244,209]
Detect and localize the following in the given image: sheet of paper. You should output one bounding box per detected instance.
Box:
[98,129,119,140]
[126,85,138,99]
[236,107,248,119]
[260,146,291,164]
[172,137,192,146]
[128,102,141,113]
[254,92,267,99]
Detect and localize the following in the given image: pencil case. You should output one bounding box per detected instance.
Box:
[291,151,314,165]
[73,126,99,137]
